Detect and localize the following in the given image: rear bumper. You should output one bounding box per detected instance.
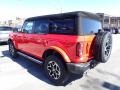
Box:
[66,60,98,74]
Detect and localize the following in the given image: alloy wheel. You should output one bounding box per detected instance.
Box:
[47,61,61,80]
[9,43,15,56]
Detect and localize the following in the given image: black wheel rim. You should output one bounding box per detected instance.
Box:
[9,43,15,55]
[47,61,61,80]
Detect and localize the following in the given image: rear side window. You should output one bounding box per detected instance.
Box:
[34,20,49,34]
[81,18,102,35]
[50,19,75,34]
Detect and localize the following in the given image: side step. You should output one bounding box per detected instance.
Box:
[17,52,43,64]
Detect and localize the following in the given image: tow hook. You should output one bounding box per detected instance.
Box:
[90,60,98,69]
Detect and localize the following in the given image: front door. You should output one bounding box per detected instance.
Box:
[19,21,35,54]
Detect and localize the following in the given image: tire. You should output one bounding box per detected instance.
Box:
[9,41,18,58]
[94,31,112,63]
[44,55,69,85]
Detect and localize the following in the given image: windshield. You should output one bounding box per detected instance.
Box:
[0,27,13,31]
[81,18,102,35]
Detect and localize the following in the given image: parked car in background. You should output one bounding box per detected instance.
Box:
[103,28,115,34]
[114,28,120,34]
[0,26,13,43]
[103,27,120,34]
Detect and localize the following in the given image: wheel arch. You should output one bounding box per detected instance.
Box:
[42,46,71,63]
[8,38,12,43]
[8,39,18,49]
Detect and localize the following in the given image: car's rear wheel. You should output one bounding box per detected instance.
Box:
[94,31,112,63]
[44,55,69,85]
[9,41,18,58]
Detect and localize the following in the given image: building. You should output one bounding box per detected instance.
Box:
[0,17,25,28]
[97,13,120,29]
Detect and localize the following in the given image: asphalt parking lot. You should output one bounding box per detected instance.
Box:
[0,35,120,90]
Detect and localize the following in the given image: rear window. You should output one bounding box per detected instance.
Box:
[0,27,13,31]
[50,19,75,35]
[81,18,102,35]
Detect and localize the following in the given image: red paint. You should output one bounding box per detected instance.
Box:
[9,33,95,63]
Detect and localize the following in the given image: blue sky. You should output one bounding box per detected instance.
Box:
[0,0,120,20]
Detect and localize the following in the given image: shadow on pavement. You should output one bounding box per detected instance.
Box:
[96,69,120,80]
[103,82,120,90]
[2,50,83,86]
[2,50,52,85]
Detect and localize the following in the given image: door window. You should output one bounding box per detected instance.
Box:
[23,21,34,34]
[50,19,75,34]
[81,18,102,35]
[34,21,49,34]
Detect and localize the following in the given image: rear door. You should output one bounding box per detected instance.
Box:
[27,20,49,58]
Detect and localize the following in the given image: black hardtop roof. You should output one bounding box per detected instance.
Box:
[26,11,100,21]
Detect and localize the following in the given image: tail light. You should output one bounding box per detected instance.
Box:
[76,42,84,57]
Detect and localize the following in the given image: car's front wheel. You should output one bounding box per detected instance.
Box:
[44,55,69,85]
[9,41,18,58]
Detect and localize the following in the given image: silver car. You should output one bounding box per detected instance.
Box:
[0,26,13,43]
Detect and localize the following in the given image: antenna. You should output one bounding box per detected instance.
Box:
[58,0,63,14]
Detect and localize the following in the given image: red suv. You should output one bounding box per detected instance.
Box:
[8,11,112,85]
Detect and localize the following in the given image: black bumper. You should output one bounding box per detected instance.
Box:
[67,60,98,74]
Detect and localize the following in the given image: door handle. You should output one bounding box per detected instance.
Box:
[43,40,48,46]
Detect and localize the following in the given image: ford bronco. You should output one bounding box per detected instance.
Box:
[8,11,112,85]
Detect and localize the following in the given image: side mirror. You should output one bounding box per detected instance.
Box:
[13,28,22,33]
[13,28,18,32]
[18,28,22,32]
